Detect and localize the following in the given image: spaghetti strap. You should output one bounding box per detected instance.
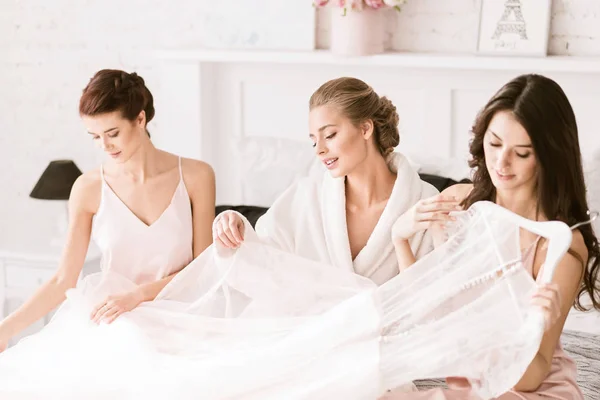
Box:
[178,157,183,181]
[522,236,542,259]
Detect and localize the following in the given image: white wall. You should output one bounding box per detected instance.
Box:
[317,0,600,55]
[1,0,599,251]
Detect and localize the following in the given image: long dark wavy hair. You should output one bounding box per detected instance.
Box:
[462,74,599,311]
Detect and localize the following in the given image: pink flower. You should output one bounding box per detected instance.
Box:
[349,0,364,11]
[313,0,329,6]
[333,0,363,11]
[365,0,385,9]
[350,0,364,11]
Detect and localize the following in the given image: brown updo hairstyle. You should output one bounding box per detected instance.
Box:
[309,77,399,156]
[79,69,155,137]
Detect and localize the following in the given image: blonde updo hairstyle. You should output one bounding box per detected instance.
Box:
[309,77,400,156]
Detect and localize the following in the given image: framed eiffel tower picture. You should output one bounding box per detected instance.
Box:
[477,0,552,56]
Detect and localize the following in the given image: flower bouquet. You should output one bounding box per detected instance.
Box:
[313,0,408,16]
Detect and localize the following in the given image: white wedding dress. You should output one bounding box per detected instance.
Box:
[0,199,572,400]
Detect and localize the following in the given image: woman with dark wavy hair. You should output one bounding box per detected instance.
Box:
[390,74,598,399]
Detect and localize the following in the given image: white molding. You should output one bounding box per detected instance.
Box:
[154,48,600,206]
[155,49,600,74]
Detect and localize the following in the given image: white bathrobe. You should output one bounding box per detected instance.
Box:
[249,152,439,285]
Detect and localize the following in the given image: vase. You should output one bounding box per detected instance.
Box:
[330,7,385,57]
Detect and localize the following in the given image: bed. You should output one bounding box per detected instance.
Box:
[414,330,600,399]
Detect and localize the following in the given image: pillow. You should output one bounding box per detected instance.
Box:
[233,138,315,207]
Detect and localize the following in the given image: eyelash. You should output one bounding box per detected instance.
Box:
[92,132,119,140]
[312,133,337,147]
[489,142,530,158]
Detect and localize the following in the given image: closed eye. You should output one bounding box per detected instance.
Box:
[326,133,337,139]
[516,152,531,159]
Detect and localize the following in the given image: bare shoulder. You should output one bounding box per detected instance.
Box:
[70,169,102,214]
[180,157,216,193]
[567,229,589,267]
[181,158,215,181]
[441,183,473,202]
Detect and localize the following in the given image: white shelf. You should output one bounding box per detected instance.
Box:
[156,49,600,74]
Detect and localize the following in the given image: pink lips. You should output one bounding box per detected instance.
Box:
[109,151,121,159]
[495,170,515,181]
[323,158,338,170]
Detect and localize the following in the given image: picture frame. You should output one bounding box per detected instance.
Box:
[476,0,552,56]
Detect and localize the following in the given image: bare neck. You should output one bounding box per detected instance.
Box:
[495,187,541,221]
[345,154,396,209]
[115,140,162,183]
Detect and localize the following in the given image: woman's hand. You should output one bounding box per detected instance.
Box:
[90,290,144,324]
[392,195,461,241]
[446,377,473,389]
[532,283,562,332]
[213,211,245,249]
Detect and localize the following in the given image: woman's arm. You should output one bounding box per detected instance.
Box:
[0,173,99,346]
[513,231,587,392]
[391,185,467,272]
[392,239,417,273]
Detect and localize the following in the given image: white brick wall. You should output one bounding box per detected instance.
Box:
[317,0,600,54]
[1,0,599,252]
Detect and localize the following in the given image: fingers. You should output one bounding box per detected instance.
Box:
[393,195,462,240]
[91,302,112,324]
[90,298,110,321]
[445,377,471,389]
[91,299,122,324]
[213,213,245,249]
[419,195,462,213]
[415,211,455,223]
[422,194,461,205]
[215,222,237,248]
[102,308,123,324]
[416,196,462,224]
[532,283,561,308]
[418,201,462,214]
[531,283,562,330]
[229,219,244,243]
